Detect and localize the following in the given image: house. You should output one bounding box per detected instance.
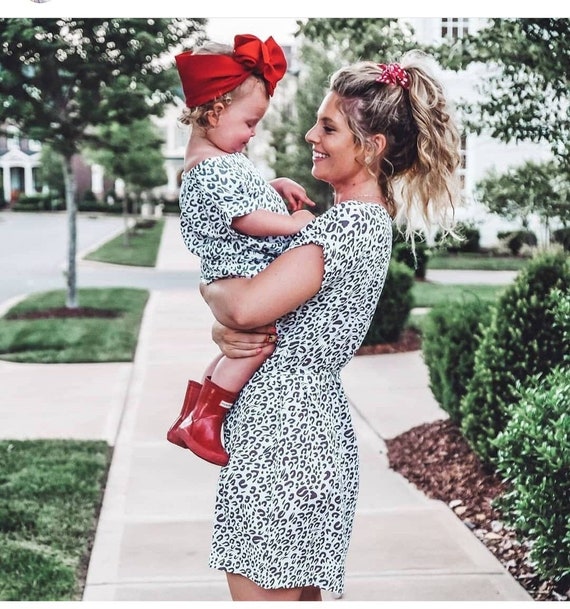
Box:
[0,124,42,204]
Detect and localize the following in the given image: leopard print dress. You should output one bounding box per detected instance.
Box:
[208,200,393,595]
[179,153,292,284]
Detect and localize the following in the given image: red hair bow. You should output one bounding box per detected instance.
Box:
[376,63,410,90]
[175,34,287,108]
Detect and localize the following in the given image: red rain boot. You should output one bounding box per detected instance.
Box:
[167,380,202,448]
[176,377,237,466]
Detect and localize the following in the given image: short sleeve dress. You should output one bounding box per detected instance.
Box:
[208,201,393,595]
[179,153,292,284]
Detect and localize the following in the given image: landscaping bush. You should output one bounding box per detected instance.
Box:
[435,222,481,253]
[552,227,570,252]
[459,251,570,464]
[421,298,494,425]
[11,195,63,212]
[392,241,430,279]
[493,365,570,585]
[497,230,538,255]
[361,259,414,345]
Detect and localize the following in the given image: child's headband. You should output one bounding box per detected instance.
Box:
[175,34,288,108]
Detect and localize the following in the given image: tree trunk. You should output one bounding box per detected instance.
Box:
[122,189,130,247]
[62,155,78,309]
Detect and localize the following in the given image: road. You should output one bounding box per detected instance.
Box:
[0,211,199,307]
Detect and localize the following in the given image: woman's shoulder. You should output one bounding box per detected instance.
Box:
[320,201,392,229]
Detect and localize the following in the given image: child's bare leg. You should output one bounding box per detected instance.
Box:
[202,353,224,381]
[210,350,269,394]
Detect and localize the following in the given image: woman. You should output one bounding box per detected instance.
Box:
[199,51,461,601]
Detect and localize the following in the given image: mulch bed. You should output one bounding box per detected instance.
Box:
[6,307,120,320]
[356,328,422,355]
[386,419,569,601]
[358,330,568,602]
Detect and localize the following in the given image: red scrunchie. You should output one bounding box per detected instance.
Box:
[376,63,410,89]
[175,34,287,108]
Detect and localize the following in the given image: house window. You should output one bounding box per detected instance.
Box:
[441,18,470,40]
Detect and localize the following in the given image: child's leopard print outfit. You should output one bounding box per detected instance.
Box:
[179,152,292,284]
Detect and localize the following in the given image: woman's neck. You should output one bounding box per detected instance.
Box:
[333,184,384,206]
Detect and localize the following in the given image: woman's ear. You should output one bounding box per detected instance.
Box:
[371,133,387,157]
[207,102,226,128]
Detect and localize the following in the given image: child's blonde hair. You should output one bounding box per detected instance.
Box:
[330,50,462,238]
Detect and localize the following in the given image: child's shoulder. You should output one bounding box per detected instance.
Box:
[183,152,250,176]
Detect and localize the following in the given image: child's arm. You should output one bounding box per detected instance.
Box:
[270,177,316,212]
[232,209,315,238]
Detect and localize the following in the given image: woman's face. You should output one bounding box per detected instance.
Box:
[305,92,367,190]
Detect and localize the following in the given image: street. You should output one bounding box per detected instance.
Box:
[0,211,199,307]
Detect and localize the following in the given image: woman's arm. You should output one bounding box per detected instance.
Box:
[200,243,324,329]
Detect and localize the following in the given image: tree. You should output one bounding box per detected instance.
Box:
[87,117,168,245]
[475,160,570,235]
[271,18,420,213]
[434,19,569,169]
[0,18,205,307]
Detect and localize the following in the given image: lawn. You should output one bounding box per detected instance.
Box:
[428,252,528,271]
[0,287,149,363]
[0,224,158,600]
[84,217,165,267]
[412,281,506,308]
[0,439,111,601]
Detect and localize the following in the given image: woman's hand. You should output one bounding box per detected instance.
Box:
[212,321,278,359]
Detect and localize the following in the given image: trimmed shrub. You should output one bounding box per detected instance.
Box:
[435,222,481,253]
[361,259,414,345]
[393,241,430,279]
[497,230,538,255]
[552,227,570,252]
[421,298,494,425]
[460,251,570,464]
[494,365,570,584]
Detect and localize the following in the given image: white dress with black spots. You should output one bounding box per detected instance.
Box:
[208,201,393,595]
[179,153,292,284]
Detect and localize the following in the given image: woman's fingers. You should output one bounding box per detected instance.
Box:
[211,321,278,358]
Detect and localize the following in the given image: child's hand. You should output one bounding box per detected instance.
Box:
[271,178,316,212]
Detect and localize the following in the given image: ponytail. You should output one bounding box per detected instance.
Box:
[330,50,462,241]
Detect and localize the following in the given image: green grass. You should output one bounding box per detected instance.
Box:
[412,282,506,308]
[0,288,149,363]
[428,252,528,271]
[84,218,165,266]
[0,439,111,601]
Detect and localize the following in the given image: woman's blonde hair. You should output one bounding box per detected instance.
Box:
[178,41,266,129]
[330,50,462,239]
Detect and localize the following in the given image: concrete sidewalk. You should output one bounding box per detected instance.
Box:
[1,216,531,601]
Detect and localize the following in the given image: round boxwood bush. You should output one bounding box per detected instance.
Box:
[392,241,430,279]
[552,227,570,252]
[494,365,570,585]
[422,298,494,425]
[460,251,570,464]
[497,230,538,255]
[361,259,414,346]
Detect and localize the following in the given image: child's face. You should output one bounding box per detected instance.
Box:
[209,77,270,154]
